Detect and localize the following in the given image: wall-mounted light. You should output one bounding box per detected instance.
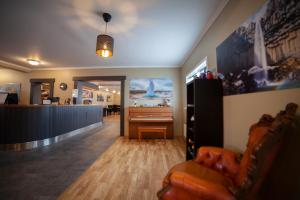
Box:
[96,13,114,58]
[27,58,40,66]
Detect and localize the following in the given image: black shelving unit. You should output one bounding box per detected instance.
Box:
[186,79,223,160]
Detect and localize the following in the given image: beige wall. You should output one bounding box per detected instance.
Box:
[181,0,300,151]
[113,93,121,105]
[0,67,30,104]
[0,67,182,137]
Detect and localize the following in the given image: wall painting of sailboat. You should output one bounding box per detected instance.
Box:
[129,78,173,100]
[217,0,300,96]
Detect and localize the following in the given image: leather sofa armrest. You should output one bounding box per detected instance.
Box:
[195,147,240,178]
[165,171,235,200]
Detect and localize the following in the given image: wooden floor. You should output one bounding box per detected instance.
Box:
[58,137,185,200]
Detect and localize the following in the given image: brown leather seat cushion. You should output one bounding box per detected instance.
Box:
[166,161,235,200]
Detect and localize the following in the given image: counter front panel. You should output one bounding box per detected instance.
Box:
[0,105,103,146]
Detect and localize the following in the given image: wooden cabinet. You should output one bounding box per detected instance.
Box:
[186,79,223,160]
[129,107,173,139]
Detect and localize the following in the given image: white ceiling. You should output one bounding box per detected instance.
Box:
[0,0,225,70]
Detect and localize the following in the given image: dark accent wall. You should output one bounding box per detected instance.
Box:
[0,105,102,144]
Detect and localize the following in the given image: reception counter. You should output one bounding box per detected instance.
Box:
[0,104,103,151]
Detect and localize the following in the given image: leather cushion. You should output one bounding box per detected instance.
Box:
[166,161,235,200]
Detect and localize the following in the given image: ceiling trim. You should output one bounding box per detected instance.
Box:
[0,60,32,73]
[32,65,180,71]
[181,0,229,67]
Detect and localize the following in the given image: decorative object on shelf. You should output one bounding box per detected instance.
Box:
[59,83,67,91]
[217,0,300,96]
[129,78,173,101]
[133,100,138,107]
[96,13,114,58]
[206,71,214,79]
[190,115,194,122]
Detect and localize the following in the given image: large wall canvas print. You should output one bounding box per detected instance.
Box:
[217,0,300,96]
[129,78,173,100]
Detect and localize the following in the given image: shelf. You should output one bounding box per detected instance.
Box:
[185,79,223,161]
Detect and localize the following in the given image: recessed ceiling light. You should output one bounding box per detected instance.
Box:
[117,91,120,95]
[112,90,116,93]
[27,59,40,66]
[105,88,109,92]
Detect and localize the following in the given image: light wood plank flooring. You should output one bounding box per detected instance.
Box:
[58,137,185,200]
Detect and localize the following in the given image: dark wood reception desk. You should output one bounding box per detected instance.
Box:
[0,104,103,151]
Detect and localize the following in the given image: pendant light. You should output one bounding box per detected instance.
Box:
[96,13,114,58]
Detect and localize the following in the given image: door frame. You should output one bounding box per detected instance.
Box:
[30,78,55,104]
[73,76,126,136]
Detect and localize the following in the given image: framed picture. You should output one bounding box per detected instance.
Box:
[106,95,112,102]
[82,90,93,98]
[97,94,104,102]
[217,0,300,96]
[0,83,21,101]
[129,78,173,100]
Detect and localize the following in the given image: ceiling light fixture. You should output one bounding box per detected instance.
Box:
[27,58,40,66]
[96,13,114,58]
[105,88,109,92]
[112,90,116,93]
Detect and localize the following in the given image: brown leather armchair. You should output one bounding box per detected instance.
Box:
[158,103,298,200]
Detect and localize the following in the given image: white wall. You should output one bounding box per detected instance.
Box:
[181,0,300,151]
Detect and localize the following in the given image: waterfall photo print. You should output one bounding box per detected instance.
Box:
[217,0,300,96]
[129,78,173,100]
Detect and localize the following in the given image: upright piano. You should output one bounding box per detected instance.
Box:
[129,107,174,139]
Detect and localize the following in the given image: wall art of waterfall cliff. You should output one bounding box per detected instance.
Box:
[217,0,300,96]
[129,78,173,101]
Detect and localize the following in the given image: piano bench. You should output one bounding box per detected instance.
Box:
[137,126,167,143]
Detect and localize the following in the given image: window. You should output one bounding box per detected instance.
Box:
[185,58,207,83]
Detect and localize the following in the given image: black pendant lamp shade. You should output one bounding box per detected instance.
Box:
[96,13,114,58]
